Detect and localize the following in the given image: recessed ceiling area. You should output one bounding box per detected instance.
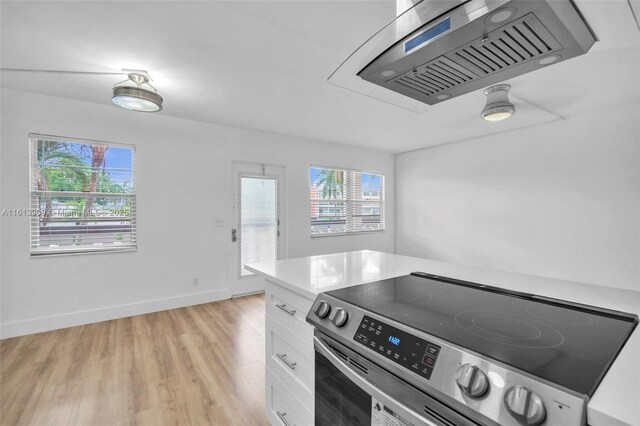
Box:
[1,0,639,154]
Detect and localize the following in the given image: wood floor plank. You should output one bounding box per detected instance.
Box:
[1,294,268,426]
[28,378,84,426]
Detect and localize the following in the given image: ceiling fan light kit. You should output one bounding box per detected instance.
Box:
[481,84,515,122]
[112,71,163,112]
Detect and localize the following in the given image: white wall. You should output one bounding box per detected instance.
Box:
[0,88,395,337]
[396,105,640,291]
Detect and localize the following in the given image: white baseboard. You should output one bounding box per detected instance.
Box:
[0,288,232,339]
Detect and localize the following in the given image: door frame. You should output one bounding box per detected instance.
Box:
[228,160,286,297]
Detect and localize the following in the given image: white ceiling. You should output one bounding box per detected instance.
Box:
[1,0,639,154]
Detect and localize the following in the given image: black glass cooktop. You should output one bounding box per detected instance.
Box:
[326,273,638,396]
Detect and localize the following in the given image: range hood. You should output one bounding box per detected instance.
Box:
[329,0,596,111]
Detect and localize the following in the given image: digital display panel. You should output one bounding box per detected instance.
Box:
[404,18,451,53]
[354,316,441,380]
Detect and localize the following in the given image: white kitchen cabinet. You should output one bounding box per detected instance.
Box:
[265,281,315,340]
[266,366,314,426]
[264,280,315,425]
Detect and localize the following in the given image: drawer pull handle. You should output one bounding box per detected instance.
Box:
[276,353,297,370]
[276,410,295,426]
[276,303,296,316]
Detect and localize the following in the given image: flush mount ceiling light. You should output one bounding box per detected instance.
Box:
[112,72,163,112]
[481,84,515,122]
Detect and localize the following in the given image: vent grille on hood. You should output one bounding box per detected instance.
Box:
[356,0,596,106]
[395,14,562,98]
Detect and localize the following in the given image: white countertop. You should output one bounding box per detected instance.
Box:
[246,250,640,426]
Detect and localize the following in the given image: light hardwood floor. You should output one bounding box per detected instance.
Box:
[0,294,269,426]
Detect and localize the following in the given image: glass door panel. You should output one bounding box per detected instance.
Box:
[240,177,277,277]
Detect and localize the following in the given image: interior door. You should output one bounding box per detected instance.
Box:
[230,162,285,296]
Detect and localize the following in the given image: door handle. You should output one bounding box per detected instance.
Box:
[231,228,237,242]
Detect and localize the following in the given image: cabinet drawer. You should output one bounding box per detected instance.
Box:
[266,366,313,426]
[265,281,314,340]
[266,315,314,410]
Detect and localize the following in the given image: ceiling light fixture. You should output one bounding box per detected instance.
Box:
[112,72,163,112]
[481,84,515,122]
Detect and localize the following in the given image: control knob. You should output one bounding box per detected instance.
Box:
[332,308,349,327]
[455,364,489,398]
[314,301,331,319]
[504,385,546,426]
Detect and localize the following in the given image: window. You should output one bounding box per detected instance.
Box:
[310,167,384,236]
[29,134,136,255]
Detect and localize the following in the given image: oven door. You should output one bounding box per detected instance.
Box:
[314,333,479,426]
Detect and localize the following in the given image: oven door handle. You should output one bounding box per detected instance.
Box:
[314,336,440,426]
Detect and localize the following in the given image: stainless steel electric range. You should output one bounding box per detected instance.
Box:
[306,273,638,426]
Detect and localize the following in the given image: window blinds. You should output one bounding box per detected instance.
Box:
[29,134,136,255]
[240,176,278,276]
[310,167,384,236]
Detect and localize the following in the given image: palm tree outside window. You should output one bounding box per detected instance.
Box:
[29,134,136,255]
[309,167,384,236]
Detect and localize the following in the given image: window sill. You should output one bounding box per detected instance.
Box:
[310,230,385,238]
[30,247,137,257]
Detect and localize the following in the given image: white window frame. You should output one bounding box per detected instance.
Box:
[29,133,137,256]
[310,165,385,237]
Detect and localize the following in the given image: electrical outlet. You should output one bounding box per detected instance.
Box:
[214,217,224,227]
[193,278,199,287]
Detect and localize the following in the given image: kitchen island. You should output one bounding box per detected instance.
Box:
[246,250,639,426]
